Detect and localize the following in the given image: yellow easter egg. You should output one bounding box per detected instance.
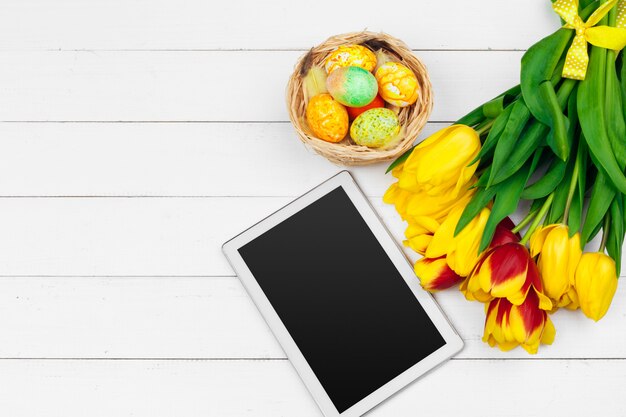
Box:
[324,45,377,74]
[305,93,349,143]
[350,107,400,148]
[375,62,420,107]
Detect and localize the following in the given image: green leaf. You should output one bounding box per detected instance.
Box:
[607,197,624,275]
[521,28,573,160]
[540,81,571,160]
[487,99,532,187]
[475,166,492,188]
[489,78,576,185]
[471,103,514,165]
[547,160,573,224]
[521,158,567,200]
[567,187,583,236]
[579,38,626,194]
[621,50,626,118]
[482,96,506,119]
[455,186,498,236]
[530,196,547,213]
[569,138,587,236]
[605,47,626,168]
[479,162,532,252]
[581,171,616,244]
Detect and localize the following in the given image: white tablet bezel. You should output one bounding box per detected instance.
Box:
[222,171,463,417]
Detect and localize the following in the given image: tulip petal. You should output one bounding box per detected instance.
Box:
[414,257,464,291]
[448,207,490,276]
[540,316,556,345]
[529,224,559,257]
[406,217,440,237]
[404,235,432,255]
[483,243,529,298]
[489,220,521,249]
[425,206,462,259]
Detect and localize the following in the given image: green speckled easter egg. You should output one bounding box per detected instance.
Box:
[326,66,378,107]
[350,108,400,148]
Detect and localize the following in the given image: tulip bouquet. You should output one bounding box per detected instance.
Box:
[384,0,626,353]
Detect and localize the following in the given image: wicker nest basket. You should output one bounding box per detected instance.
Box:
[286,31,433,166]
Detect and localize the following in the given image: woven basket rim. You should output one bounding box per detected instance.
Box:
[286,31,433,166]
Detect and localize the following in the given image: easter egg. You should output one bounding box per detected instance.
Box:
[346,94,385,120]
[375,62,420,107]
[305,93,349,143]
[326,66,378,108]
[324,44,377,74]
[350,108,400,148]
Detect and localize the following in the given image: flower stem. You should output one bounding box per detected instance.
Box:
[520,194,554,246]
[476,119,495,136]
[511,207,539,234]
[599,215,610,252]
[562,148,581,223]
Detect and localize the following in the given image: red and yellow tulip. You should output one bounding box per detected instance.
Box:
[483,288,556,354]
[462,242,552,310]
[575,252,618,321]
[414,256,463,291]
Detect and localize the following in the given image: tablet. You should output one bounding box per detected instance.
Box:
[222,171,463,417]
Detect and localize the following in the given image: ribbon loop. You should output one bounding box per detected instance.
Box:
[553,0,626,80]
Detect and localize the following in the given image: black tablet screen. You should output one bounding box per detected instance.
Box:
[238,186,445,413]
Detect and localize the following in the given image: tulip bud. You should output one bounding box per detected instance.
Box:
[575,252,618,321]
[530,225,582,309]
[483,289,556,354]
[414,256,463,292]
[488,218,521,250]
[400,125,480,197]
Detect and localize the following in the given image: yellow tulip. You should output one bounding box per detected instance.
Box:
[384,177,476,256]
[400,125,480,197]
[384,124,481,261]
[575,252,618,321]
[530,224,582,309]
[426,204,489,277]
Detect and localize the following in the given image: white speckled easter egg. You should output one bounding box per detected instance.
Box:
[350,108,400,148]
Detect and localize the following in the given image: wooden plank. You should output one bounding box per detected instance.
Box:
[0,276,624,359]
[0,50,521,122]
[0,197,620,277]
[0,122,444,197]
[0,359,623,416]
[0,0,558,51]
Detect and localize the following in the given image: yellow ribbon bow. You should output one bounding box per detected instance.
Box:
[553,0,626,80]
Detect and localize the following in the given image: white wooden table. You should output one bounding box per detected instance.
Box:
[0,1,624,415]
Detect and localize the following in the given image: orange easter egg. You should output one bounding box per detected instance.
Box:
[305,93,349,143]
[346,95,385,120]
[375,62,420,107]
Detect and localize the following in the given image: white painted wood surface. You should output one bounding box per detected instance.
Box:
[0,1,624,415]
